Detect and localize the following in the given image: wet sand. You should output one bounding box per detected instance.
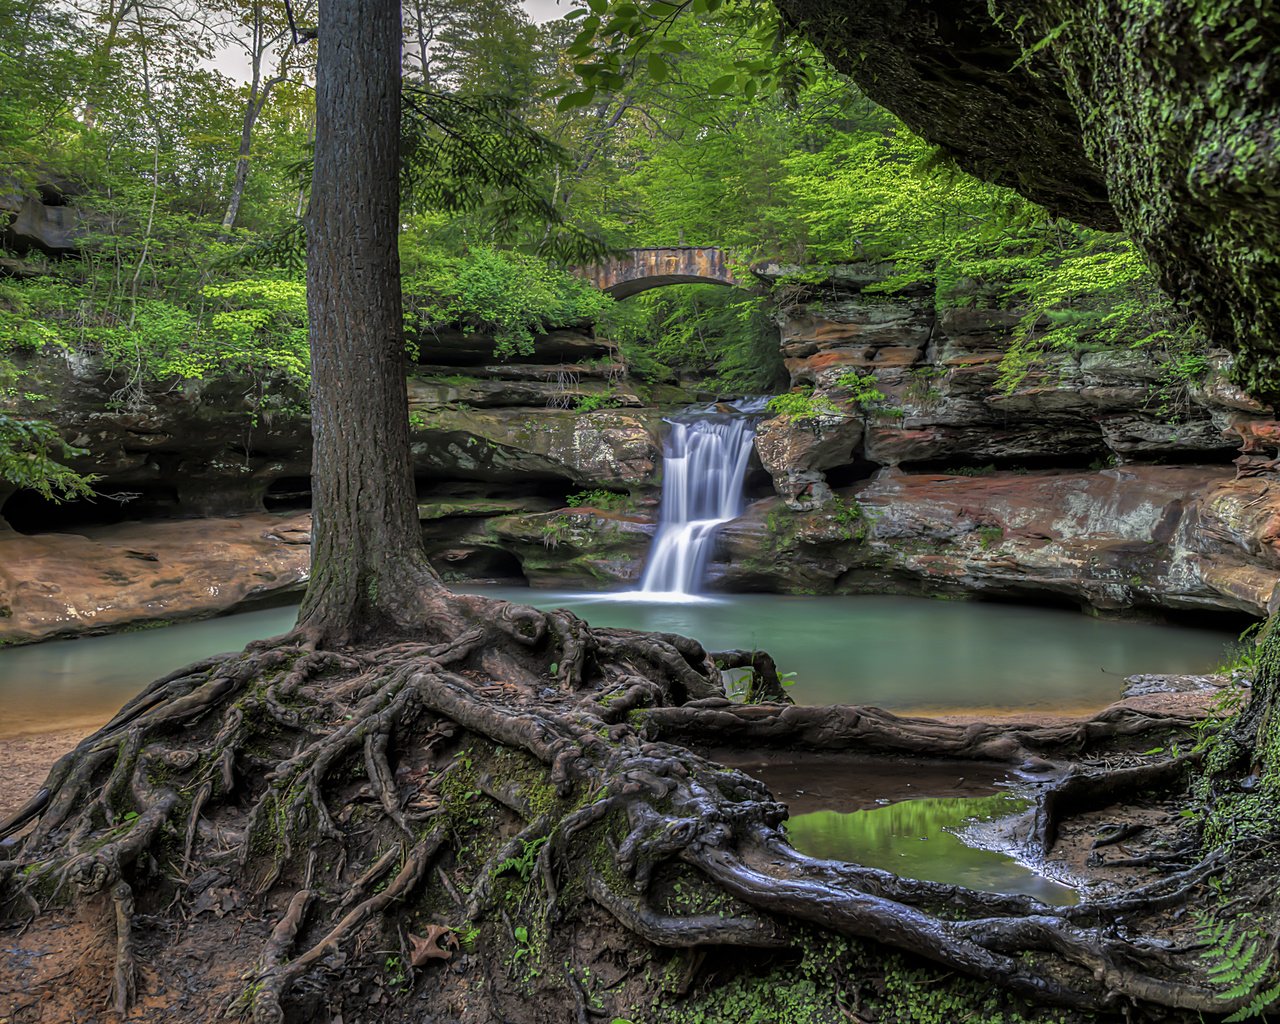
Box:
[1,726,97,820]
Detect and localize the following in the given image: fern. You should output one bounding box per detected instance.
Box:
[1227,981,1280,1023]
[495,836,549,883]
[1196,915,1280,1020]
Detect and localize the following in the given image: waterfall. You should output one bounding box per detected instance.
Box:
[636,403,762,597]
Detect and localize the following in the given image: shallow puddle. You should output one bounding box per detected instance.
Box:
[732,754,1076,904]
[786,796,1076,905]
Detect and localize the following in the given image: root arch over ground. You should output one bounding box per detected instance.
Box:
[0,594,1269,1023]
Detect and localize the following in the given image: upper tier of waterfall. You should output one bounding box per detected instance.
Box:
[636,399,765,598]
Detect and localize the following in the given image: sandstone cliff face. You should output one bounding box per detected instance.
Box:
[2,329,669,529]
[733,267,1280,617]
[10,262,1280,642]
[717,468,1280,618]
[0,326,669,641]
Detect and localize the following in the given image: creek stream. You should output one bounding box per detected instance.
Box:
[0,590,1233,897]
[0,587,1232,738]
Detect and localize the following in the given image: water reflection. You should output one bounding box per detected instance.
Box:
[785,793,1077,905]
[0,589,1233,738]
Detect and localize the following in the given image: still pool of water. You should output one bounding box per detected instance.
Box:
[0,588,1234,738]
[732,754,1076,903]
[785,794,1076,905]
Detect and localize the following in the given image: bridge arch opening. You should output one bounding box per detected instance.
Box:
[579,247,748,299]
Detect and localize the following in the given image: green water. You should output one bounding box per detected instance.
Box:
[785,793,1077,905]
[0,589,1232,737]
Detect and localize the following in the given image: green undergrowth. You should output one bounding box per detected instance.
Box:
[1172,614,1280,1015]
[646,928,1075,1024]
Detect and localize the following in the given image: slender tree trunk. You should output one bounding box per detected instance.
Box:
[221,91,262,236]
[298,0,443,644]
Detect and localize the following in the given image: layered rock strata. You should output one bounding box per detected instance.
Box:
[10,262,1280,640]
[735,266,1280,617]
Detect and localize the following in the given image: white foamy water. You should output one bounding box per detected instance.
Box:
[637,410,760,596]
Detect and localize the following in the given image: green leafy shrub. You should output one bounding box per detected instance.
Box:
[565,489,628,511]
[767,386,840,423]
[401,238,611,359]
[597,284,786,392]
[573,390,621,413]
[0,414,96,500]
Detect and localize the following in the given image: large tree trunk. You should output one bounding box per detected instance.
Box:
[298,0,444,645]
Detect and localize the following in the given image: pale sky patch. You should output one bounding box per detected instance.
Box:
[522,0,570,23]
[209,0,569,83]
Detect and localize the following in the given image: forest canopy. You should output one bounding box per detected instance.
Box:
[0,0,1199,494]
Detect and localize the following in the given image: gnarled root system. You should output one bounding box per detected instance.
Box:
[0,594,1262,1022]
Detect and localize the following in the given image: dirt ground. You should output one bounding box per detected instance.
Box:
[1,727,97,821]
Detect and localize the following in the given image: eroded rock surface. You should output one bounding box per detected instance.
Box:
[717,467,1280,617]
[733,267,1280,617]
[0,512,312,644]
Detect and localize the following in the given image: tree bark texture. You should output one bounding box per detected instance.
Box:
[299,0,442,643]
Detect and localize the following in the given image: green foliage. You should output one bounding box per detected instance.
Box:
[767,386,840,423]
[1195,914,1280,1020]
[783,122,1201,393]
[565,489,628,511]
[494,836,548,882]
[598,284,784,393]
[834,370,903,419]
[198,277,309,383]
[653,927,1068,1024]
[383,954,407,991]
[835,370,887,408]
[0,414,96,500]
[573,389,622,413]
[977,526,1004,550]
[828,495,872,542]
[402,239,611,359]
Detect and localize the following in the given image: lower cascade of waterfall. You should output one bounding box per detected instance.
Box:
[635,399,765,598]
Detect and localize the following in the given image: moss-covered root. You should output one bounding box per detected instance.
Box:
[0,596,1261,1022]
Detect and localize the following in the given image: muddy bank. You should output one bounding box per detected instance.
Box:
[0,727,94,821]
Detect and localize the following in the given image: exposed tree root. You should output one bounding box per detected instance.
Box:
[0,594,1268,1023]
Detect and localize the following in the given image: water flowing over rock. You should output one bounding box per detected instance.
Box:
[638,405,762,596]
[11,261,1280,640]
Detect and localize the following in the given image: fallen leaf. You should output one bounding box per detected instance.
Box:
[408,924,458,966]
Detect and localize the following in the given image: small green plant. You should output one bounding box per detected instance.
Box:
[836,370,904,419]
[0,414,97,500]
[456,924,481,952]
[905,365,946,408]
[540,515,573,550]
[1194,914,1280,1021]
[383,954,407,991]
[1217,622,1262,678]
[828,495,873,541]
[495,836,548,882]
[513,924,536,965]
[1152,346,1212,422]
[976,525,1004,549]
[836,370,887,408]
[573,389,622,413]
[767,386,841,423]
[565,488,628,512]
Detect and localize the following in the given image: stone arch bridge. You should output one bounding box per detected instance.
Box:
[577,246,746,298]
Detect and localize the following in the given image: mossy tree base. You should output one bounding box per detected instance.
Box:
[0,594,1270,1023]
